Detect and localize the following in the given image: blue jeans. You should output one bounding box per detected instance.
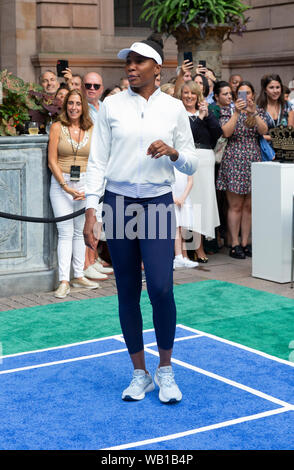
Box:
[103,190,176,355]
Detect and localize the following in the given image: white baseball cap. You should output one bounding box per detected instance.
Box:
[117,42,163,65]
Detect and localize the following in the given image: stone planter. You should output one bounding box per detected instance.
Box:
[173,25,230,79]
[0,135,58,297]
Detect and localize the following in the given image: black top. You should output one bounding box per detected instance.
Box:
[189,111,222,149]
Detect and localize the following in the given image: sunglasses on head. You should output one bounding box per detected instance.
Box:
[84,83,101,90]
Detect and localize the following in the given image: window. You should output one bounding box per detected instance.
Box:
[114,0,151,28]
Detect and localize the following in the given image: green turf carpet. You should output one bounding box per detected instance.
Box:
[1,280,294,361]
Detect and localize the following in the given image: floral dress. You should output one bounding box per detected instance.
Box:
[216,106,266,195]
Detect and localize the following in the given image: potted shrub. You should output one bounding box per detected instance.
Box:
[141,0,250,78]
[0,70,62,136]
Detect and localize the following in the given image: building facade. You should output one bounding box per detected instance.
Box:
[0,0,293,91]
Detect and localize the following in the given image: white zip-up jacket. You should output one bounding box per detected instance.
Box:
[85,87,199,211]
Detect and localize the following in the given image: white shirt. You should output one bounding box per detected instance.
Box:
[85,87,199,211]
[206,92,215,104]
[88,100,103,123]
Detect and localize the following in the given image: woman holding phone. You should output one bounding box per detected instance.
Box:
[83,34,198,404]
[174,58,194,96]
[216,81,268,259]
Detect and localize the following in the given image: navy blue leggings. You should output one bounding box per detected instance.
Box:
[103,190,177,355]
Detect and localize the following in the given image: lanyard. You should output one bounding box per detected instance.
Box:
[69,127,81,163]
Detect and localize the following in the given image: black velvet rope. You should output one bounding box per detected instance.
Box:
[0,208,86,223]
[0,197,103,223]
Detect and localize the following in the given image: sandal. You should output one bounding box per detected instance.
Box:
[242,244,252,257]
[196,256,208,263]
[229,245,245,259]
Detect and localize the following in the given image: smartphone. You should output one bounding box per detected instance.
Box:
[56,59,69,77]
[199,60,206,68]
[183,51,193,63]
[238,90,247,107]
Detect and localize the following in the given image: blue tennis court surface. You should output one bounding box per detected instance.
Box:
[0,324,293,450]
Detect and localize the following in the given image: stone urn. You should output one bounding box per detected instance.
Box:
[173,24,230,79]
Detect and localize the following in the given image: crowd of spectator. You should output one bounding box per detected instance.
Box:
[39,60,294,298]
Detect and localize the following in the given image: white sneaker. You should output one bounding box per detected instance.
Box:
[84,265,108,280]
[92,260,114,275]
[182,257,199,268]
[173,255,184,269]
[173,255,198,269]
[122,369,155,401]
[71,277,99,289]
[54,282,70,299]
[154,366,182,404]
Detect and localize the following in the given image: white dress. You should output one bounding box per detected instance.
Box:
[171,168,194,230]
[188,111,220,239]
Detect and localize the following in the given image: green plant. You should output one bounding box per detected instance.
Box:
[0,69,61,136]
[0,90,30,136]
[141,0,251,39]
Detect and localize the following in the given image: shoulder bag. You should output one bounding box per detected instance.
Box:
[259,136,275,161]
[214,136,228,163]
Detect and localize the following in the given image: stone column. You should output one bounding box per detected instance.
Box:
[16,0,37,82]
[0,0,37,82]
[0,0,17,74]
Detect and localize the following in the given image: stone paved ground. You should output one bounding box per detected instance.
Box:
[0,247,293,312]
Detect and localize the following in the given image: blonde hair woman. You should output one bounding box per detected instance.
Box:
[178,80,222,262]
[48,89,99,298]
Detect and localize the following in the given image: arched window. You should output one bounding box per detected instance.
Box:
[114,0,151,28]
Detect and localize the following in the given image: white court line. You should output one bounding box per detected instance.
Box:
[177,324,294,368]
[141,334,203,348]
[1,325,292,410]
[0,327,201,360]
[0,334,202,374]
[102,407,291,450]
[0,347,128,375]
[143,346,294,409]
[1,324,293,450]
[1,333,124,359]
[0,327,158,359]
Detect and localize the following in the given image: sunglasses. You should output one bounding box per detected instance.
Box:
[84,83,101,90]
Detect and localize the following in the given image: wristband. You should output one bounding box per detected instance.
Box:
[60,181,67,188]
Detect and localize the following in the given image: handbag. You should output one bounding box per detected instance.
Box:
[214,136,228,163]
[259,136,275,161]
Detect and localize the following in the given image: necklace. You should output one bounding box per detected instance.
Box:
[70,125,80,135]
[69,127,81,159]
[267,103,281,125]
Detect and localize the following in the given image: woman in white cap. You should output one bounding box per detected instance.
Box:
[83,34,198,404]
